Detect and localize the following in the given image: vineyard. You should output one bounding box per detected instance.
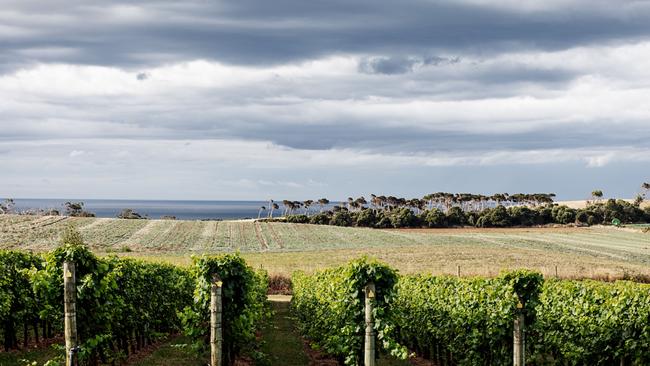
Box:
[0,228,268,366]
[2,233,650,365]
[292,259,650,366]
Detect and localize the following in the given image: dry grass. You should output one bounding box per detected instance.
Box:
[2,215,649,278]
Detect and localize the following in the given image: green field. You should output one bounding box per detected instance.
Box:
[1,215,649,277]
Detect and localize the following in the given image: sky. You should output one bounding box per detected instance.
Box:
[1,0,649,201]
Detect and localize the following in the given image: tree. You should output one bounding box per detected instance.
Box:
[269,200,277,218]
[269,203,279,218]
[0,198,15,214]
[64,201,95,217]
[117,209,144,219]
[329,211,352,227]
[591,190,604,203]
[258,206,266,219]
[423,209,446,228]
[317,198,330,212]
[641,182,650,200]
[303,200,313,216]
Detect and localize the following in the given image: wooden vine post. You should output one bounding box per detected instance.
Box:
[63,261,78,366]
[513,300,525,366]
[364,282,376,366]
[210,275,223,366]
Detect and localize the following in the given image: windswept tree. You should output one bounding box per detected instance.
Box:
[64,201,95,217]
[317,198,330,212]
[258,206,266,219]
[642,182,650,198]
[117,208,144,219]
[303,200,313,215]
[0,198,15,214]
[267,200,275,218]
[591,190,604,203]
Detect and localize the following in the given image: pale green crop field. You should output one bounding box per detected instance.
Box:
[1,215,649,277]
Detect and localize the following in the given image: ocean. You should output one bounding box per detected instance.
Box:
[11,198,283,220]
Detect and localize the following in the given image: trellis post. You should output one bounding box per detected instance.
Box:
[364,282,376,366]
[210,275,223,366]
[64,261,78,366]
[513,303,525,366]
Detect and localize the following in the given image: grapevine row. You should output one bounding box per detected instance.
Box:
[292,259,650,366]
[0,228,268,366]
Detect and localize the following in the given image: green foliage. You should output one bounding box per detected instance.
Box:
[476,206,511,227]
[390,208,419,228]
[330,211,353,227]
[354,209,376,227]
[291,257,407,365]
[508,206,538,226]
[422,208,447,228]
[0,250,43,350]
[393,270,543,365]
[2,228,194,364]
[446,206,467,226]
[551,205,576,225]
[309,212,331,225]
[531,280,650,365]
[180,254,270,365]
[285,214,310,223]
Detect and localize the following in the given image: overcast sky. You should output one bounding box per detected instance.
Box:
[1,0,649,201]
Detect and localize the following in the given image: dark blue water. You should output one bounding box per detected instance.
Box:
[11,199,278,220]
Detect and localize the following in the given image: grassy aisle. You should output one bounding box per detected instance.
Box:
[129,335,206,366]
[261,295,311,366]
[262,295,420,366]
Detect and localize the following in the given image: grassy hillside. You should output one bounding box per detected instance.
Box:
[1,214,649,277]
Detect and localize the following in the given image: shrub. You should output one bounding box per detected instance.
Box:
[286,214,309,223]
[423,208,447,228]
[354,209,377,227]
[309,212,331,225]
[476,206,511,227]
[390,207,419,228]
[330,211,353,227]
[509,206,538,226]
[446,206,466,226]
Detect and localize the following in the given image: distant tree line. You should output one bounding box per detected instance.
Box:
[263,185,650,228]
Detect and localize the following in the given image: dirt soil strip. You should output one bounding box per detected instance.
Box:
[228,223,233,248]
[254,222,269,250]
[34,216,68,228]
[266,223,285,249]
[239,222,247,249]
[79,218,110,231]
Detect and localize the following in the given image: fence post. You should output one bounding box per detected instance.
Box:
[513,308,525,366]
[210,275,223,366]
[457,265,461,277]
[364,282,376,366]
[63,261,78,366]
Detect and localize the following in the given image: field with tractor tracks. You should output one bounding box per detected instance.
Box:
[1,214,649,277]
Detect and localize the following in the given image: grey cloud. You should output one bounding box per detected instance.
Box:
[1,0,650,71]
[136,72,149,81]
[358,56,460,75]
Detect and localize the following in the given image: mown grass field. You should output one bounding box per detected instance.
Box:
[1,215,649,277]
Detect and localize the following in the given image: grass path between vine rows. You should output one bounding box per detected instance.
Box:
[0,297,428,366]
[260,295,423,366]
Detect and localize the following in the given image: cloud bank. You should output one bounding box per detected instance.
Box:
[1,0,649,199]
